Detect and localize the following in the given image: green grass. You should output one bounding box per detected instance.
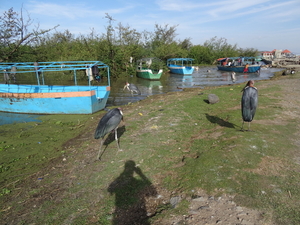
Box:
[1,73,300,224]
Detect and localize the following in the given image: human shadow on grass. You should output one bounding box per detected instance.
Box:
[108,160,157,225]
[205,113,237,129]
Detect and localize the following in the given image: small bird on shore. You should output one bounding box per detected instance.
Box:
[94,108,123,160]
[124,82,141,96]
[231,72,236,83]
[241,80,258,131]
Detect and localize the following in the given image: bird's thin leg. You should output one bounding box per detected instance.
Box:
[248,122,251,131]
[114,128,121,151]
[241,121,245,131]
[97,138,105,160]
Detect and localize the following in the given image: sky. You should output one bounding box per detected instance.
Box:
[1,0,300,54]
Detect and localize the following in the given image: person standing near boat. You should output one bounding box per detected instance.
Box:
[238,57,242,66]
[243,63,249,73]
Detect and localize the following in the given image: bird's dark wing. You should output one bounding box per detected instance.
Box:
[94,108,123,139]
[91,65,99,75]
[241,87,258,122]
[129,84,141,95]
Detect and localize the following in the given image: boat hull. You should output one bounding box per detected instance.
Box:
[217,65,261,73]
[136,69,163,80]
[168,65,194,75]
[0,84,110,114]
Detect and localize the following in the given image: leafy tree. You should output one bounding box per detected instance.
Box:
[203,36,239,63]
[179,38,193,50]
[189,45,211,65]
[153,24,178,45]
[238,47,259,57]
[0,7,58,62]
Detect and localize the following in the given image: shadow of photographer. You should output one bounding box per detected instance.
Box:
[108,160,157,225]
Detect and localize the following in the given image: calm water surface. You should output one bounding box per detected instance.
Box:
[0,65,282,125]
[107,66,282,106]
[0,112,42,125]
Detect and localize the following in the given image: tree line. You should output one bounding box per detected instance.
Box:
[0,8,259,78]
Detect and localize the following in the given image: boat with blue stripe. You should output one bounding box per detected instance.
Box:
[217,57,261,73]
[167,58,195,75]
[0,61,111,114]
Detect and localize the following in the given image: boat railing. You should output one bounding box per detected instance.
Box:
[0,61,111,90]
[0,83,109,95]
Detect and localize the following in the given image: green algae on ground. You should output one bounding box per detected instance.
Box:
[1,73,300,225]
[0,114,91,193]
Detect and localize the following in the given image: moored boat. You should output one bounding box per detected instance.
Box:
[136,58,163,80]
[167,58,194,75]
[0,61,111,114]
[217,57,261,73]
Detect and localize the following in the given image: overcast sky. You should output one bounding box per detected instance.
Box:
[2,0,300,54]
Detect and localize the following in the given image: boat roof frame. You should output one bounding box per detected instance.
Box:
[0,61,109,73]
[167,58,194,62]
[217,57,260,62]
[0,60,110,86]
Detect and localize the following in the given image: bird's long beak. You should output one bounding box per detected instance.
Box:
[123,85,127,90]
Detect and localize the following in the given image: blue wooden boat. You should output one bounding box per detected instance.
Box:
[167,58,194,75]
[217,57,261,73]
[0,61,111,114]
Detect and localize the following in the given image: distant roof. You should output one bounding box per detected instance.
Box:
[282,49,292,53]
[261,49,292,54]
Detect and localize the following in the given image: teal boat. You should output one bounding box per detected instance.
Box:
[217,57,261,73]
[167,58,195,75]
[0,61,111,114]
[136,58,163,80]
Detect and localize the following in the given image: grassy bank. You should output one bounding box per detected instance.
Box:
[1,73,300,224]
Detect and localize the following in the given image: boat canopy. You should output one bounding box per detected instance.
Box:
[0,61,108,73]
[167,58,194,66]
[0,61,110,86]
[137,57,162,66]
[167,58,194,62]
[217,57,260,62]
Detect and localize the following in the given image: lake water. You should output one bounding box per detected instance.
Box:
[0,112,42,125]
[107,65,282,106]
[0,65,282,125]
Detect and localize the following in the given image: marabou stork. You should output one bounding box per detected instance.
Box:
[231,72,236,83]
[34,62,41,76]
[91,65,101,82]
[94,108,123,160]
[11,66,17,83]
[241,80,258,131]
[124,82,141,96]
[3,70,10,84]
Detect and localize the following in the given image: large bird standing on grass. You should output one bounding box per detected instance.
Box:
[94,108,123,160]
[241,80,258,131]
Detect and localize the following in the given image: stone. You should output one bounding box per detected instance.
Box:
[208,94,219,104]
[170,196,181,208]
